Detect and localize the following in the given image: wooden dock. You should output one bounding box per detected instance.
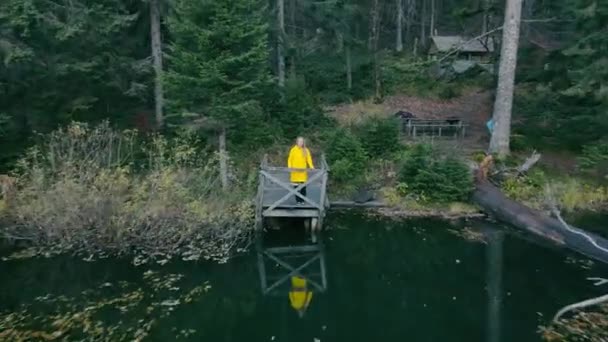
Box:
[255,154,330,231]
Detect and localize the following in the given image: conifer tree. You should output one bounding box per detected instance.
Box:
[165,0,271,143]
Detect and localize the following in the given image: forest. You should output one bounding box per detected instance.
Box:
[0,0,607,247]
[1,0,607,261]
[0,0,606,157]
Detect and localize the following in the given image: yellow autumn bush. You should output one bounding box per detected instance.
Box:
[2,122,253,260]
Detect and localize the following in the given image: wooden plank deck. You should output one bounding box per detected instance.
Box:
[262,185,322,209]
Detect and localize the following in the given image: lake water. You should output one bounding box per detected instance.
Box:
[1,212,607,341]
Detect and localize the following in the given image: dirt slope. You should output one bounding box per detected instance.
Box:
[327,89,494,151]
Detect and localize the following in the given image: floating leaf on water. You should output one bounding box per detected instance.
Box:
[156,259,169,266]
[82,254,95,262]
[182,254,200,261]
[143,270,156,277]
[132,255,149,266]
[160,299,180,307]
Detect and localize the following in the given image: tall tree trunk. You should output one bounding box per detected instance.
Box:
[289,0,297,77]
[370,0,382,100]
[346,43,352,91]
[482,0,493,34]
[277,0,286,87]
[396,0,403,52]
[219,128,228,190]
[420,0,427,47]
[430,0,436,36]
[489,0,523,156]
[405,0,414,44]
[149,0,164,128]
[522,0,535,36]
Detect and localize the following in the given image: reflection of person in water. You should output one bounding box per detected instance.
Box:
[289,276,313,317]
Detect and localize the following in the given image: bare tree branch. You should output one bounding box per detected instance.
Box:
[553,293,608,322]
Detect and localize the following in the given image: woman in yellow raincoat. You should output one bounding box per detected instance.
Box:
[287,137,314,204]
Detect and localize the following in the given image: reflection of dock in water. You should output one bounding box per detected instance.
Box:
[256,232,328,297]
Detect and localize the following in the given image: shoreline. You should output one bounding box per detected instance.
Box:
[329,199,486,219]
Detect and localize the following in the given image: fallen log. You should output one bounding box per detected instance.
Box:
[473,179,608,264]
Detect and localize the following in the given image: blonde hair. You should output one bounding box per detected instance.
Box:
[296,137,308,157]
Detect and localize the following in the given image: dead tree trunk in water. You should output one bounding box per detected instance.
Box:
[473,178,608,264]
[396,0,404,52]
[150,0,164,128]
[489,0,523,156]
[277,0,286,87]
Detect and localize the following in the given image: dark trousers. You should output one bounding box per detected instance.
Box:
[294,184,307,203]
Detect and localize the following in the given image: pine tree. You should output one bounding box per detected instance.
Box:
[0,0,145,167]
[164,0,272,143]
[0,0,143,128]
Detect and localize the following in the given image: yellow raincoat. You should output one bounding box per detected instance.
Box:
[289,276,313,314]
[287,146,314,183]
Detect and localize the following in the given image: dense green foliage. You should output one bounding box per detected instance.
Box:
[0,0,605,167]
[579,140,608,178]
[325,127,368,183]
[0,0,607,207]
[2,122,252,257]
[165,0,273,147]
[357,116,400,157]
[0,0,148,168]
[399,144,473,202]
[514,0,608,153]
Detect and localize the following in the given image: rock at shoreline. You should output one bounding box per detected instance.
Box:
[353,189,375,204]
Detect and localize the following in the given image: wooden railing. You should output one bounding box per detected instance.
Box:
[254,154,329,230]
[400,118,468,139]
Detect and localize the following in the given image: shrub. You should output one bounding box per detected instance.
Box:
[551,179,608,212]
[578,141,608,179]
[356,116,400,158]
[436,83,461,99]
[326,128,368,183]
[399,144,473,202]
[277,76,330,138]
[3,122,252,260]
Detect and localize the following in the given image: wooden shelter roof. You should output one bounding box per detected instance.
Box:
[430,35,495,54]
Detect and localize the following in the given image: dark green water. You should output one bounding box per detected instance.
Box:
[1,213,607,341]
